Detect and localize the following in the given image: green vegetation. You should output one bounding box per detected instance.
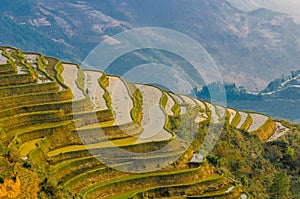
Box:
[240,113,253,132]
[98,73,112,109]
[160,92,168,109]
[0,46,298,199]
[269,170,290,198]
[119,174,223,199]
[81,164,211,198]
[0,90,73,111]
[171,101,181,116]
[168,94,181,132]
[231,111,241,127]
[207,120,300,198]
[0,82,59,98]
[53,60,68,89]
[194,82,261,101]
[250,117,276,141]
[75,65,86,95]
[158,91,179,135]
[129,84,143,125]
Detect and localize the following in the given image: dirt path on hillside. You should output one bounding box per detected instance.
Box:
[268,122,290,142]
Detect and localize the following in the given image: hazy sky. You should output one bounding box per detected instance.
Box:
[228,0,300,23]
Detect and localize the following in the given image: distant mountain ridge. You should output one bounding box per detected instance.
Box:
[1,0,300,90]
[261,70,300,99]
[194,69,300,122]
[227,0,300,23]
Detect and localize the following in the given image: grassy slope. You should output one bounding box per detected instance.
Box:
[0,47,299,199]
[207,121,300,198]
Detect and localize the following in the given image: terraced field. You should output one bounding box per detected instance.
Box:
[84,70,107,110]
[62,63,86,100]
[227,108,237,124]
[236,112,249,129]
[204,102,220,124]
[248,113,268,132]
[106,76,134,125]
[0,46,288,199]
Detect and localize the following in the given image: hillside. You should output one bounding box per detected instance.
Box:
[227,0,300,23]
[261,70,300,98]
[225,70,300,122]
[0,46,299,198]
[1,0,300,90]
[195,74,300,122]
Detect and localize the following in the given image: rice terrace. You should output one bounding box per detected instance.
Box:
[0,46,298,198]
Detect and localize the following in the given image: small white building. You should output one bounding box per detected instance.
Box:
[21,156,28,161]
[190,153,204,163]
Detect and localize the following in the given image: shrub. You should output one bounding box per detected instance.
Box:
[98,73,112,109]
[130,88,143,124]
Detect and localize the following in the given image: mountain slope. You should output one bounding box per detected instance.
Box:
[1,0,300,90]
[0,16,80,61]
[227,0,300,23]
[262,70,300,97]
[0,46,299,199]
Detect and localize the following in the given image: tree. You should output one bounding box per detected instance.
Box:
[269,171,290,199]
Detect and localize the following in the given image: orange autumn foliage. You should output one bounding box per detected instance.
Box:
[14,163,40,199]
[0,163,41,199]
[0,177,21,198]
